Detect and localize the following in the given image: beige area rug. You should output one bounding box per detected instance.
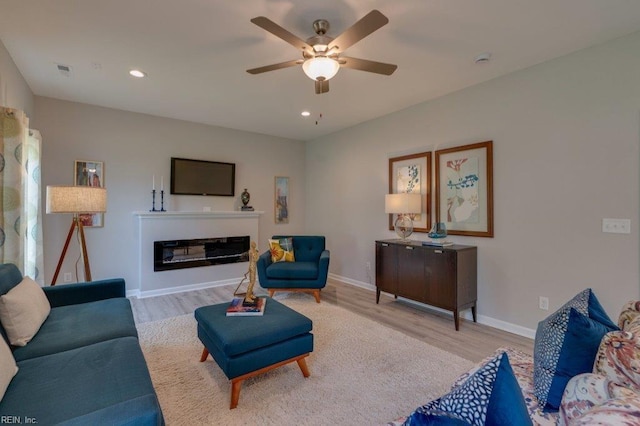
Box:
[137,295,474,425]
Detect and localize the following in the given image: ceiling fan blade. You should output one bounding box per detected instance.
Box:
[314,80,329,94]
[246,60,302,74]
[327,10,389,53]
[251,16,313,54]
[339,57,397,75]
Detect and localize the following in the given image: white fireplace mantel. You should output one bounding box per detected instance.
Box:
[133,210,264,297]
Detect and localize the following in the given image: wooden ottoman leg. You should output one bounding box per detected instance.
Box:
[230,378,243,409]
[297,356,310,377]
[200,348,209,362]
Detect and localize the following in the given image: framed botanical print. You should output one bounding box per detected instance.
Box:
[74,160,104,227]
[275,176,289,224]
[388,151,431,233]
[435,141,493,237]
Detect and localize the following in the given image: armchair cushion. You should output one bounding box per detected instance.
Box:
[0,277,50,346]
[266,262,318,280]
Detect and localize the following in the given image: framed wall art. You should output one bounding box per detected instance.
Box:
[388,151,431,233]
[274,176,289,224]
[435,141,493,237]
[74,160,104,227]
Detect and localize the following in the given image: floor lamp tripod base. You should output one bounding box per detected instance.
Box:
[51,215,92,286]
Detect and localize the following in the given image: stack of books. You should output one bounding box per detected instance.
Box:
[226,297,266,316]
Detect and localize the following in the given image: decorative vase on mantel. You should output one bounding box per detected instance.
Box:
[241,189,254,211]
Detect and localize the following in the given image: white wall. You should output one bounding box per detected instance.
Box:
[33,97,306,291]
[306,32,640,333]
[0,39,33,116]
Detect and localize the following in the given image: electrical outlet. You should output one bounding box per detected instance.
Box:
[539,296,549,311]
[63,272,73,283]
[602,218,631,234]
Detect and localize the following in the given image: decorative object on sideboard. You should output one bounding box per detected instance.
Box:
[240,188,254,211]
[424,222,452,246]
[435,141,493,237]
[46,185,107,285]
[74,160,104,227]
[385,193,422,240]
[388,151,431,233]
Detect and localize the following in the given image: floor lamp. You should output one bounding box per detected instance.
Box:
[46,186,107,285]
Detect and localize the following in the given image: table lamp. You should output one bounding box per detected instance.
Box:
[46,186,107,285]
[385,193,422,240]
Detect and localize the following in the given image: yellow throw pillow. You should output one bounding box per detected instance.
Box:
[0,276,51,346]
[268,238,295,263]
[0,337,17,401]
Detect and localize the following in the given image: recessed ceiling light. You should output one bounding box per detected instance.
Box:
[129,69,146,78]
[474,53,492,64]
[301,111,311,117]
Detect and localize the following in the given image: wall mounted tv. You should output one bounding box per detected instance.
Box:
[170,157,235,196]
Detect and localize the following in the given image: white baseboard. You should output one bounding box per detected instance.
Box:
[329,273,536,340]
[127,277,243,299]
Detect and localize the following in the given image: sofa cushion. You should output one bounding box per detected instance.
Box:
[593,330,640,391]
[11,297,137,362]
[0,337,163,425]
[0,264,24,296]
[269,238,295,263]
[266,261,319,280]
[0,276,51,346]
[415,352,531,426]
[0,338,17,402]
[533,288,618,411]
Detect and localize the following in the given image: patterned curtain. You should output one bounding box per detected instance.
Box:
[0,108,44,284]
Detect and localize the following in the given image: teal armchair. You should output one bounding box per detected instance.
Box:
[257,236,330,303]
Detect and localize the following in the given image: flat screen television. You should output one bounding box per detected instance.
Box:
[170,157,235,196]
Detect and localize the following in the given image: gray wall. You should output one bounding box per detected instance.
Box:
[0,39,33,115]
[34,97,306,291]
[305,31,640,334]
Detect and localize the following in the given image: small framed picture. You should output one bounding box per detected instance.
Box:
[388,151,432,233]
[275,176,289,224]
[74,160,104,227]
[435,141,493,237]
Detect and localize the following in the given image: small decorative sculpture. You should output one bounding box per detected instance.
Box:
[428,222,447,239]
[241,189,250,207]
[233,241,260,306]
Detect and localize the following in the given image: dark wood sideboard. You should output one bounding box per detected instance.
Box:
[375,239,477,330]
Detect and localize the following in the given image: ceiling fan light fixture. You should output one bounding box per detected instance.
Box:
[302,57,340,81]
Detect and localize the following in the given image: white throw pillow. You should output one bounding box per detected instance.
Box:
[0,276,51,346]
[0,337,18,401]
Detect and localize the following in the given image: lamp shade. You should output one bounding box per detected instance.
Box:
[385,193,422,214]
[46,186,107,214]
[302,57,340,81]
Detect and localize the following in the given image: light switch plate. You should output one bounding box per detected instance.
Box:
[602,218,631,234]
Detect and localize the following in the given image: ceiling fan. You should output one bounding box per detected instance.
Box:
[247,10,398,94]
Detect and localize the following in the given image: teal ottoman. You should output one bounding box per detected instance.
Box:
[195,297,313,409]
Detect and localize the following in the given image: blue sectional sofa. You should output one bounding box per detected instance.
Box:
[0,264,164,425]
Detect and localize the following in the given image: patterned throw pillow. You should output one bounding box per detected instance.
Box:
[408,352,532,426]
[403,408,470,425]
[268,238,295,263]
[533,288,618,411]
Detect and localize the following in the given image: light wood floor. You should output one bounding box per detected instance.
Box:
[129,279,533,363]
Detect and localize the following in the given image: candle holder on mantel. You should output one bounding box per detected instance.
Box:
[160,190,166,212]
[150,189,157,212]
[150,189,167,212]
